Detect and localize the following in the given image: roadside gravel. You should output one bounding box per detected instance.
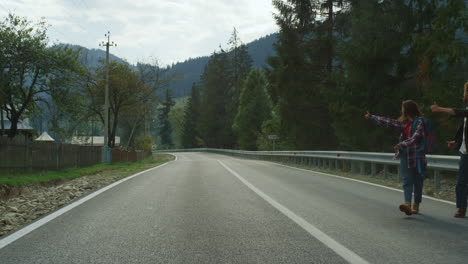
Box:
[0,154,173,237]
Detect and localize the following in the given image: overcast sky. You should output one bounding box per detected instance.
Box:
[0,0,278,66]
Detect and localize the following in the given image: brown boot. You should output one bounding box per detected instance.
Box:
[454,208,466,218]
[411,203,419,214]
[399,203,412,215]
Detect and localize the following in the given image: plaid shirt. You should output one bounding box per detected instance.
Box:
[369,115,426,169]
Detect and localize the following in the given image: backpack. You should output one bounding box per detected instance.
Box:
[412,117,436,154]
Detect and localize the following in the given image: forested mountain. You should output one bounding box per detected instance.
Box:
[65,44,129,68]
[67,34,277,98]
[155,33,277,98]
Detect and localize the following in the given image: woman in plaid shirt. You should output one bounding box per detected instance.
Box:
[365,100,427,216]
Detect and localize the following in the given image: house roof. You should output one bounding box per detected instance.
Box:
[1,120,35,131]
[35,131,55,141]
[71,136,120,146]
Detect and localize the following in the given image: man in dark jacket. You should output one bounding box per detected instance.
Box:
[431,82,468,218]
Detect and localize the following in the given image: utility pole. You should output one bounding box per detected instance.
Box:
[99,31,116,163]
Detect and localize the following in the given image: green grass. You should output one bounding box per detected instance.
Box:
[0,154,174,187]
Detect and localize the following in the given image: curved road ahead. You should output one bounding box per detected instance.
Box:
[1,152,468,263]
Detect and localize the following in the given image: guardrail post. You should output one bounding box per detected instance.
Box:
[371,163,376,177]
[383,165,388,179]
[360,161,365,175]
[329,159,333,170]
[434,170,441,192]
[335,160,339,171]
[351,161,356,175]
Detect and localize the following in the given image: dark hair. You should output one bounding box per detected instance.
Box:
[399,100,422,121]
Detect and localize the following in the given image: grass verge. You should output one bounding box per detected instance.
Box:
[0,154,174,187]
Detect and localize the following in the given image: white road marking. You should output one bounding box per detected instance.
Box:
[223,156,456,206]
[218,160,370,264]
[0,161,172,250]
[263,160,456,206]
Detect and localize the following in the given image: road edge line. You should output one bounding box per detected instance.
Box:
[0,159,173,249]
[265,161,456,206]
[226,156,455,206]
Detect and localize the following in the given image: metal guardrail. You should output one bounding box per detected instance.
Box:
[155,148,460,191]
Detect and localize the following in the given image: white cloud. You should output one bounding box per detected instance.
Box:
[0,0,278,65]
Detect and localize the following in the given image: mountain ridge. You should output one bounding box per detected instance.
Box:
[66,33,277,98]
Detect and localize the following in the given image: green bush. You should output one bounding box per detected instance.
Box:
[134,135,154,152]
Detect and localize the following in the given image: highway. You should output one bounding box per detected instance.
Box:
[1,152,467,264]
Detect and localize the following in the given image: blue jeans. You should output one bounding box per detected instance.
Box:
[400,150,424,204]
[456,154,468,209]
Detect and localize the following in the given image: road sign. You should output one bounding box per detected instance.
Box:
[268,135,279,140]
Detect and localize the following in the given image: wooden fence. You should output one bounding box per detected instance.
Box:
[112,149,151,163]
[0,137,101,171]
[0,137,151,171]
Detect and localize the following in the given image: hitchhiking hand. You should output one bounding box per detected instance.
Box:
[430,102,439,112]
[365,111,371,119]
[447,141,456,149]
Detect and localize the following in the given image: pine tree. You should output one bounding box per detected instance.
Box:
[233,69,271,150]
[225,28,253,148]
[181,83,201,148]
[158,88,175,148]
[267,0,337,150]
[328,0,415,151]
[198,50,231,148]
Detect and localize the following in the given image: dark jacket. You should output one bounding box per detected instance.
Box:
[452,109,468,151]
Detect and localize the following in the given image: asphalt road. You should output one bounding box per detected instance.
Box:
[1,152,468,264]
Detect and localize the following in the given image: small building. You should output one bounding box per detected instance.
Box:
[1,119,35,139]
[71,136,120,146]
[35,131,55,142]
